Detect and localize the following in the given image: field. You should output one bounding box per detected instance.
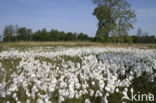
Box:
[0,42,156,103]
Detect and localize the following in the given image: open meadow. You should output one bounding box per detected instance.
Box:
[0,42,156,103]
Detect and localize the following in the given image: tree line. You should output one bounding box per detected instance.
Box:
[2,25,156,43]
[2,25,93,42]
[1,0,156,43]
[132,27,156,43]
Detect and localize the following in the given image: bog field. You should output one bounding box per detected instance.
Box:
[0,42,156,103]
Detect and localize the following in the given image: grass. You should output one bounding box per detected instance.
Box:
[0,41,156,51]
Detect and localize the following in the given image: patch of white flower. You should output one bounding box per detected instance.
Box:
[0,47,156,103]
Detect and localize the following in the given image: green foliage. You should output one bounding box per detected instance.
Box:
[93,0,136,43]
[93,0,116,42]
[132,35,156,44]
[3,26,92,42]
[17,27,27,36]
[3,25,14,42]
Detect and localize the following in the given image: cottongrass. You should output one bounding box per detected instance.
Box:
[0,47,156,103]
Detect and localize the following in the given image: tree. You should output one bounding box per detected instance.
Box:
[136,27,142,43]
[17,27,27,41]
[17,27,27,36]
[3,25,14,37]
[115,0,136,43]
[3,25,14,41]
[143,31,149,36]
[137,27,142,37]
[50,29,60,41]
[93,0,116,42]
[65,32,73,41]
[78,33,89,41]
[60,31,65,41]
[27,29,32,41]
[93,0,136,43]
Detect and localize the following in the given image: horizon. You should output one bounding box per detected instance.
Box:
[0,0,156,37]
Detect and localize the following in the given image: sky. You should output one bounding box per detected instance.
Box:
[0,0,156,37]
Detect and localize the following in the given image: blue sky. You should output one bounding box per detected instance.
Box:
[0,0,156,37]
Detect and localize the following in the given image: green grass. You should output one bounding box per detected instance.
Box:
[0,41,156,51]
